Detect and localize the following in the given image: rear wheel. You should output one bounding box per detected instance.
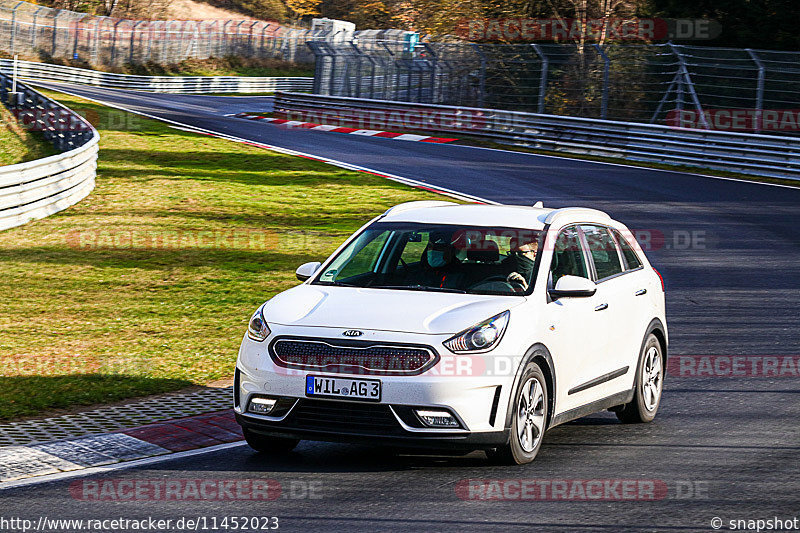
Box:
[488,361,548,465]
[243,428,299,453]
[616,333,663,423]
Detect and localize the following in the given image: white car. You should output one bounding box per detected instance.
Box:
[234,201,667,464]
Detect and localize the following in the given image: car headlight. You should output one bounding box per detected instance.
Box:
[443,311,510,353]
[247,305,271,342]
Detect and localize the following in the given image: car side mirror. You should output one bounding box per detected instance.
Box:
[549,275,597,299]
[295,261,321,282]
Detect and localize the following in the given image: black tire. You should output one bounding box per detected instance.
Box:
[243,428,299,454]
[616,333,664,423]
[488,361,548,465]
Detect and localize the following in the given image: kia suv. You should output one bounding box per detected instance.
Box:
[234,201,667,464]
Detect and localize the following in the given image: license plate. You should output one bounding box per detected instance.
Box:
[305,375,381,402]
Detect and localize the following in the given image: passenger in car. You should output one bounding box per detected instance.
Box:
[419,236,466,289]
[502,236,539,291]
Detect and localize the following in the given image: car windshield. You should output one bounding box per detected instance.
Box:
[313,222,543,296]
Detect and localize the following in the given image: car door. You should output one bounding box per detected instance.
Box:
[578,224,632,398]
[545,225,608,413]
[609,227,655,377]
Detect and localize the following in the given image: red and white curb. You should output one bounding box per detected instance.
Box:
[229,113,458,144]
[0,410,242,485]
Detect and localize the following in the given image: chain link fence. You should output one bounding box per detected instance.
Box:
[0,0,414,67]
[309,42,800,134]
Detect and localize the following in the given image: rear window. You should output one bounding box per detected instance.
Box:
[612,229,642,270]
[580,225,623,280]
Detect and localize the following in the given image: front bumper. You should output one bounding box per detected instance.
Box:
[235,324,524,448]
[236,410,510,450]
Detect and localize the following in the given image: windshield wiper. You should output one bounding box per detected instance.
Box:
[369,284,467,294]
[316,281,361,287]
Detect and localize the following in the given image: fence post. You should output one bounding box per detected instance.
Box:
[746,48,765,134]
[51,9,60,58]
[32,6,46,52]
[91,18,101,64]
[10,1,24,55]
[594,44,610,119]
[72,17,80,60]
[668,42,709,129]
[130,20,143,64]
[470,43,487,108]
[531,44,548,114]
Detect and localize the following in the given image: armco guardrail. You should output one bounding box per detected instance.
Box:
[274,92,800,181]
[0,73,98,231]
[0,59,313,94]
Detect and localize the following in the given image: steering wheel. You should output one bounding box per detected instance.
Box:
[468,275,517,292]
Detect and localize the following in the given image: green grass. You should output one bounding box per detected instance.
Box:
[0,105,58,166]
[0,89,445,420]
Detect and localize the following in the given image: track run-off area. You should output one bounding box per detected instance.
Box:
[3,83,799,532]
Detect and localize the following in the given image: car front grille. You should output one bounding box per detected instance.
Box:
[270,338,437,375]
[285,399,404,435]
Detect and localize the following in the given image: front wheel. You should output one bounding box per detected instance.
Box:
[488,361,548,465]
[243,428,299,454]
[616,333,663,423]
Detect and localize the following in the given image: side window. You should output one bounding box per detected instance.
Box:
[399,232,429,266]
[612,229,642,270]
[550,226,589,286]
[333,230,391,280]
[580,225,623,280]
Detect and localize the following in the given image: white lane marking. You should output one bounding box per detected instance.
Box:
[37,85,495,205]
[0,442,246,491]
[312,125,339,131]
[351,129,384,136]
[394,134,429,141]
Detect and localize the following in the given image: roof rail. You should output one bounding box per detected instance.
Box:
[383,200,457,216]
[544,207,611,225]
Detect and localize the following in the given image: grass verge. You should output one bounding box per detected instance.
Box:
[0,89,444,421]
[0,105,58,166]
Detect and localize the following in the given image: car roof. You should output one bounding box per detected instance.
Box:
[381,201,611,230]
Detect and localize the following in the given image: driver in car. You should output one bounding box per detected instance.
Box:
[502,236,539,291]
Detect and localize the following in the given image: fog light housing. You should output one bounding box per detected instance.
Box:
[248,397,277,415]
[415,409,459,428]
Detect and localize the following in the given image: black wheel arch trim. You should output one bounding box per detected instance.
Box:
[637,318,668,384]
[502,343,557,436]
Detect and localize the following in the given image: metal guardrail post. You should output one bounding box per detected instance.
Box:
[594,44,610,120]
[746,48,765,134]
[531,44,548,115]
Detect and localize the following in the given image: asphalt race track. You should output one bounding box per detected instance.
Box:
[4,84,799,532]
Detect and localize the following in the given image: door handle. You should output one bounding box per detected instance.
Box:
[635,289,647,296]
[594,303,608,311]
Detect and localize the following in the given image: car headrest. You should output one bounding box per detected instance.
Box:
[467,240,499,263]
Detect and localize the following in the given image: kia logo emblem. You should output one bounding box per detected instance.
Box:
[342,330,363,337]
